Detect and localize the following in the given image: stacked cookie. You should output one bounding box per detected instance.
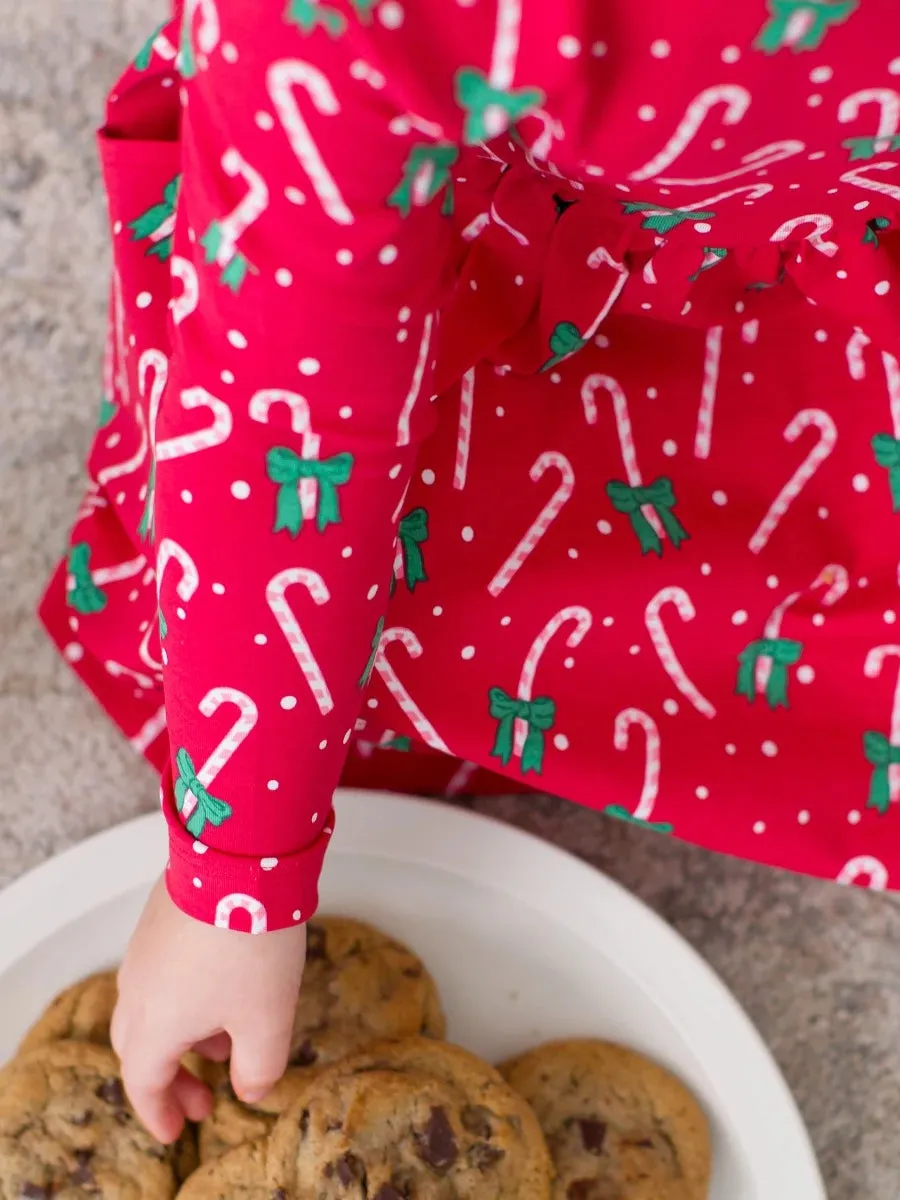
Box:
[3,916,712,1198]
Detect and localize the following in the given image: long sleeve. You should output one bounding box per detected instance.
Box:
[154,1,467,931]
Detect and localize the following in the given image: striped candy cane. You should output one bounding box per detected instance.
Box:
[267,60,353,225]
[249,389,321,520]
[445,760,480,797]
[674,182,773,211]
[140,349,169,468]
[694,325,723,460]
[455,369,475,490]
[461,211,490,241]
[75,481,108,524]
[112,268,130,408]
[155,388,233,462]
[129,705,167,756]
[209,148,270,268]
[190,687,259,797]
[514,607,592,757]
[396,313,435,447]
[181,0,220,64]
[845,334,900,437]
[138,618,163,675]
[749,409,838,554]
[488,451,575,597]
[97,405,148,488]
[770,213,839,257]
[837,855,889,890]
[582,375,665,540]
[215,893,268,934]
[170,256,199,326]
[583,247,630,332]
[838,88,900,157]
[156,539,200,608]
[105,661,155,690]
[644,587,716,719]
[490,199,529,245]
[266,568,333,715]
[374,628,450,753]
[654,141,804,188]
[614,708,661,821]
[840,161,900,204]
[864,645,900,801]
[89,555,147,588]
[755,564,849,694]
[629,86,752,182]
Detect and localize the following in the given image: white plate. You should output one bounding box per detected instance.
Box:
[0,791,823,1198]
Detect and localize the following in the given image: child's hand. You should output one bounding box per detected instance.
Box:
[111,877,306,1143]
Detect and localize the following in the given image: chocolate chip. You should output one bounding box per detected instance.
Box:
[468,1142,505,1170]
[271,1191,287,1200]
[68,1109,93,1127]
[372,1188,405,1200]
[306,924,327,960]
[299,1109,310,1136]
[460,1105,493,1139]
[578,1119,608,1155]
[401,967,422,978]
[293,1039,318,1068]
[627,1137,654,1149]
[415,1106,458,1172]
[334,1153,366,1187]
[21,1184,52,1199]
[567,1182,602,1200]
[70,1149,96,1187]
[95,1077,126,1107]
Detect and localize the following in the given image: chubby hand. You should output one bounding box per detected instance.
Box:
[111,877,306,1142]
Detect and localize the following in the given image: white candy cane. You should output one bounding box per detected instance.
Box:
[130,705,167,755]
[138,620,163,675]
[455,369,475,490]
[182,0,220,61]
[91,555,147,587]
[644,587,716,719]
[864,645,900,801]
[846,328,871,380]
[675,182,773,211]
[445,760,480,797]
[210,148,270,266]
[105,660,155,690]
[837,855,889,890]
[97,405,148,487]
[840,161,900,203]
[655,139,805,188]
[490,200,529,245]
[156,539,200,606]
[583,247,630,333]
[581,375,664,540]
[139,348,169,470]
[191,687,259,795]
[629,86,752,182]
[748,409,838,554]
[214,893,267,934]
[462,212,490,241]
[756,564,849,694]
[170,256,199,325]
[150,29,177,61]
[374,628,450,752]
[488,0,520,91]
[488,451,575,597]
[838,88,900,156]
[249,389,322,520]
[694,325,723,460]
[770,213,839,257]
[112,268,130,407]
[396,312,435,447]
[267,60,353,225]
[155,388,233,462]
[614,708,661,821]
[514,607,592,757]
[845,335,900,437]
[266,568,333,714]
[521,109,565,163]
[75,481,107,524]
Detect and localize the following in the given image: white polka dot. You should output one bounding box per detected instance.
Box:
[638,104,657,122]
[693,221,712,234]
[388,463,402,480]
[858,576,869,588]
[180,489,193,504]
[293,910,302,921]
[136,291,152,309]
[812,613,825,627]
[343,729,352,744]
[796,665,815,684]
[336,248,354,265]
[884,610,897,625]
[852,473,870,493]
[192,841,208,855]
[602,616,614,628]
[591,41,608,57]
[568,548,579,559]
[700,562,712,576]
[795,809,811,827]
[558,34,581,58]
[284,186,307,206]
[752,820,766,834]
[646,387,658,399]
[378,244,398,265]
[461,526,474,542]
[128,334,136,347]
[318,738,328,750]
[231,480,251,500]
[711,137,726,151]
[663,699,679,716]
[367,697,378,708]
[68,617,79,633]
[629,645,641,655]
[721,45,741,63]
[549,371,562,384]
[193,877,202,888]
[342,546,353,558]
[650,38,671,57]
[432,605,443,616]
[761,740,778,757]
[813,329,829,344]
[176,606,186,620]
[261,856,279,871]
[162,649,168,666]
[254,633,268,645]
[725,742,737,755]
[836,268,848,280]
[113,220,123,235]
[854,200,870,211]
[875,280,891,296]
[500,615,512,627]
[641,302,653,311]
[495,405,505,417]
[742,371,755,385]
[696,786,710,800]
[298,357,321,377]
[255,111,275,130]
[339,405,353,419]
[275,268,293,287]
[890,57,900,76]
[848,809,861,825]
[421,468,436,485]
[662,439,678,457]
[105,432,121,450]
[280,695,297,710]
[128,589,139,603]
[809,65,832,82]
[366,584,379,601]
[564,656,575,669]
[115,491,126,506]
[267,779,279,791]
[397,306,411,323]
[818,506,829,520]
[553,733,570,751]
[221,41,238,62]
[807,93,823,107]
[63,643,84,663]
[712,490,728,506]
[461,645,476,660]
[596,520,613,535]
[732,610,749,626]
[227,329,248,349]
[378,0,404,27]
[221,369,235,384]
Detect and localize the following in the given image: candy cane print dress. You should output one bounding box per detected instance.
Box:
[40,0,900,930]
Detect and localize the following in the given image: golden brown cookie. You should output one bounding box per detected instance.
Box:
[500,1040,711,1200]
[177,1141,272,1200]
[198,916,446,1162]
[268,1037,553,1199]
[196,1065,309,1163]
[0,1040,195,1198]
[18,972,118,1053]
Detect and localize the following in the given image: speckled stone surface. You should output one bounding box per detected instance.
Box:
[1,2,898,1196]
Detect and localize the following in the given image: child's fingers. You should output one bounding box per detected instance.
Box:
[228,1015,293,1104]
[172,1065,214,1123]
[120,1031,190,1144]
[193,1031,232,1062]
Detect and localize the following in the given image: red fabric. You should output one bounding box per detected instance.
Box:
[40,0,900,929]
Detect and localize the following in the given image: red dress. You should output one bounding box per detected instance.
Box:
[41,0,900,931]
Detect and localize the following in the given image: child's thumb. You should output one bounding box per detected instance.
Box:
[229,1020,292,1104]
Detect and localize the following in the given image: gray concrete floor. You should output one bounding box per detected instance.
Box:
[1,2,898,1195]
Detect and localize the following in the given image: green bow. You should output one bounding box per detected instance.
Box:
[395,508,429,592]
[382,734,412,752]
[688,246,728,281]
[454,66,545,146]
[736,638,804,709]
[540,321,587,372]
[863,216,891,247]
[388,144,459,218]
[754,0,859,54]
[67,543,108,615]
[604,805,674,834]
[97,395,117,429]
[158,608,168,640]
[200,221,255,293]
[843,135,900,162]
[350,0,376,18]
[863,731,900,815]
[266,447,354,536]
[621,202,715,234]
[488,687,555,776]
[284,0,346,35]
[133,21,166,70]
[138,460,156,543]
[606,477,690,557]
[174,748,233,838]
[872,433,900,511]
[359,616,384,689]
[128,176,180,262]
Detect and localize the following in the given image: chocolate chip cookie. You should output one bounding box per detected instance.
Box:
[199,916,446,1162]
[500,1040,711,1200]
[177,1140,272,1200]
[267,1036,553,1198]
[0,1040,195,1198]
[18,972,118,1054]
[197,1066,309,1163]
